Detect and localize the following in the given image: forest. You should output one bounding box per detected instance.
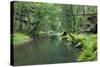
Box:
[11,1,97,65]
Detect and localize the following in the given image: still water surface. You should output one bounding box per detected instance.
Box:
[14,36,79,66]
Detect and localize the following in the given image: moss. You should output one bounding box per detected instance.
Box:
[13,32,31,45]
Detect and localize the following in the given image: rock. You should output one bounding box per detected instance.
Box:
[61,31,67,36]
[81,15,97,34]
[75,42,83,49]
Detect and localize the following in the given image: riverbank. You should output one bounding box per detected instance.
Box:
[77,34,97,61]
[62,33,97,61]
[13,32,31,45]
[13,32,97,61]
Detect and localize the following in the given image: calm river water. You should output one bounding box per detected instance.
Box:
[14,36,79,66]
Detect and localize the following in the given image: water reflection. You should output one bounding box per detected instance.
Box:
[14,36,79,66]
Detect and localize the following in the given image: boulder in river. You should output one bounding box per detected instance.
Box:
[61,31,68,36]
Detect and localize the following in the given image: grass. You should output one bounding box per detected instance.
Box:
[62,33,97,61]
[13,32,31,45]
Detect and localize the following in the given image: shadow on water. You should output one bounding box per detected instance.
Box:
[14,35,79,66]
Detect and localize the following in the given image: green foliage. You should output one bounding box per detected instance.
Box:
[61,33,97,61]
[77,34,97,61]
[13,2,97,36]
[12,2,97,62]
[62,33,84,42]
[13,32,31,45]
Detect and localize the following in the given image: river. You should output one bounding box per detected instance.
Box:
[14,35,79,66]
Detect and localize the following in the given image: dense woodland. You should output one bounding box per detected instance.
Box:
[12,1,97,63]
[12,2,97,35]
